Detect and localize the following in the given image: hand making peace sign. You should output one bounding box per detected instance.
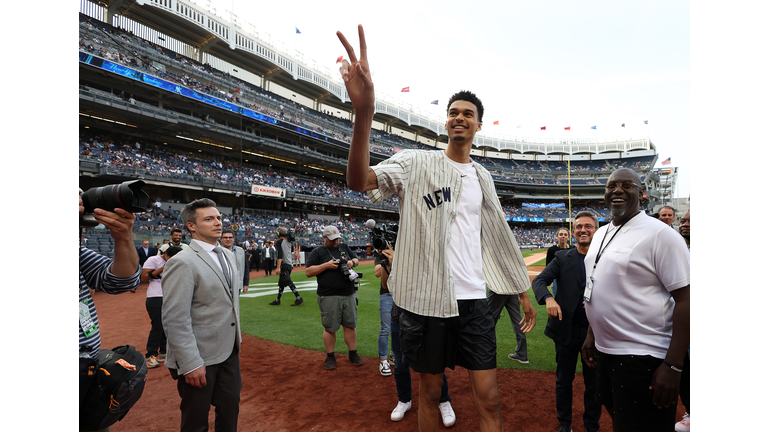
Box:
[336,25,375,111]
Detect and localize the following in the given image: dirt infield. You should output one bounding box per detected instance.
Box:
[92,261,683,431]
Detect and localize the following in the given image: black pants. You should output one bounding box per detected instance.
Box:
[263,259,273,275]
[277,264,301,299]
[145,297,166,357]
[554,325,600,431]
[176,346,241,432]
[596,350,677,431]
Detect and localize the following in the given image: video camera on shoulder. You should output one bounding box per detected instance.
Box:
[79,180,150,227]
[277,226,296,242]
[366,219,398,252]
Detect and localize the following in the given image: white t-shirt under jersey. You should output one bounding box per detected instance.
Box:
[442,152,486,299]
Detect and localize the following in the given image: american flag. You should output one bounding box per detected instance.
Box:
[661,157,671,165]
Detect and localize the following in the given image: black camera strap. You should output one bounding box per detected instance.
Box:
[322,245,347,262]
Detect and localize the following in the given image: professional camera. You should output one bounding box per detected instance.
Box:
[335,259,363,289]
[277,226,296,242]
[366,219,398,251]
[79,180,150,227]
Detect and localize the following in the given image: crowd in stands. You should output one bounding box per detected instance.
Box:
[83,200,583,257]
[79,132,400,208]
[80,126,620,223]
[78,13,646,255]
[79,15,431,158]
[79,14,654,186]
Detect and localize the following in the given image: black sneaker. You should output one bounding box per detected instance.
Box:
[556,425,572,432]
[325,355,336,370]
[508,352,529,364]
[290,298,304,306]
[349,352,364,366]
[268,299,280,306]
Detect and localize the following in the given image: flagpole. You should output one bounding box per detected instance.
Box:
[568,157,573,240]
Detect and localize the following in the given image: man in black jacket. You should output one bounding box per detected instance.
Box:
[531,211,601,432]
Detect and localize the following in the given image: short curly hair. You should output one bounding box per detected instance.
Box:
[446,90,484,124]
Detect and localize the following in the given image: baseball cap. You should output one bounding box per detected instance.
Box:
[323,226,341,240]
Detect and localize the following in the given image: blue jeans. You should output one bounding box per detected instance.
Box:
[378,293,393,359]
[391,309,450,404]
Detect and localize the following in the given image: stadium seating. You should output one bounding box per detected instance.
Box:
[78,13,653,261]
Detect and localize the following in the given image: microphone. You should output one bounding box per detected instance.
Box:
[365,219,376,229]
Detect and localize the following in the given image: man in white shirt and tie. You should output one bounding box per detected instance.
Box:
[162,198,242,432]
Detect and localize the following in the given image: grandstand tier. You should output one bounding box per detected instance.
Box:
[79,3,666,257]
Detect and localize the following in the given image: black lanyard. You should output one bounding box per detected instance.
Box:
[592,211,640,272]
[323,245,347,261]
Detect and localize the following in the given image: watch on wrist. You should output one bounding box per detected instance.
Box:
[663,359,683,373]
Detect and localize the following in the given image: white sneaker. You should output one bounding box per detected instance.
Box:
[675,412,690,432]
[439,401,456,427]
[391,400,411,422]
[379,360,392,376]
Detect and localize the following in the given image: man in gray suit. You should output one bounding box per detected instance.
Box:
[220,228,250,293]
[162,198,242,432]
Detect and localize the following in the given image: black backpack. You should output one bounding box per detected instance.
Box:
[79,345,148,431]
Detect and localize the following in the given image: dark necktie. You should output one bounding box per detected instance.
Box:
[213,246,232,290]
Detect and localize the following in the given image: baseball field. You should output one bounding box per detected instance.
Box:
[92,249,684,431]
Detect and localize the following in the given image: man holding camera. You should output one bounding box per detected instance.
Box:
[79,195,142,428]
[79,196,142,360]
[268,227,304,306]
[305,226,363,370]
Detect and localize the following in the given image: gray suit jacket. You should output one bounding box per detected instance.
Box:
[162,240,241,375]
[229,245,249,290]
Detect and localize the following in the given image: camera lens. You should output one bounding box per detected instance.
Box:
[80,180,150,213]
[372,238,388,250]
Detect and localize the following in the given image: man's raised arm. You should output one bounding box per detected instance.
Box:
[337,25,378,192]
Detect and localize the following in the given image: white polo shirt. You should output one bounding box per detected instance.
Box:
[584,211,690,358]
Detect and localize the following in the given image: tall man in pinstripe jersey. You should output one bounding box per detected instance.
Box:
[338,25,537,432]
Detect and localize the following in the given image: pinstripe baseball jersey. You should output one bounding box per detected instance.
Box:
[367,150,530,318]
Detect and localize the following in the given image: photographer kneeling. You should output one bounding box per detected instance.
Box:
[305,226,363,370]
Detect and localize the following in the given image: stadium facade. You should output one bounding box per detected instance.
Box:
[79,0,669,250]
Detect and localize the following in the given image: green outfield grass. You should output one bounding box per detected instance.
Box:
[239,255,571,373]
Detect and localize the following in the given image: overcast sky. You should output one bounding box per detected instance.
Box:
[211,0,690,198]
